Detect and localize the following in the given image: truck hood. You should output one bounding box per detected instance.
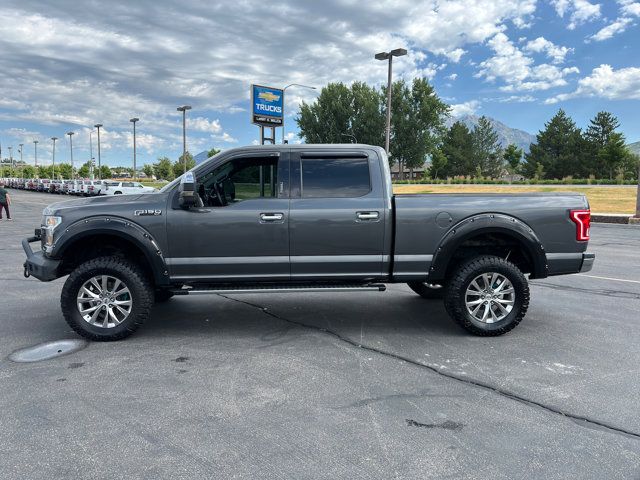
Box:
[43,194,147,215]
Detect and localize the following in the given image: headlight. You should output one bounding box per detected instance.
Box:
[43,215,62,247]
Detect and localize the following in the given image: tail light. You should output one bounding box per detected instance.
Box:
[570,209,590,241]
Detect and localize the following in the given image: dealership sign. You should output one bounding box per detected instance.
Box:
[251,84,284,126]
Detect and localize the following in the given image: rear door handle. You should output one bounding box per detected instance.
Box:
[260,212,284,222]
[356,211,379,221]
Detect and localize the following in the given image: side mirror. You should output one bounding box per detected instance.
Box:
[178,171,198,208]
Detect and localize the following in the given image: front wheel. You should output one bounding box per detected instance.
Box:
[444,255,529,336]
[61,256,154,341]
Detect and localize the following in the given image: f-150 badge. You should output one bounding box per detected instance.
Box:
[134,209,162,216]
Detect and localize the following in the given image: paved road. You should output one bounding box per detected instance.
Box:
[1,190,639,479]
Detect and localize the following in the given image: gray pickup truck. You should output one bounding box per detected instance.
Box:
[23,144,594,341]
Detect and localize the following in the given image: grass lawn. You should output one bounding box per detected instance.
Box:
[393,184,638,214]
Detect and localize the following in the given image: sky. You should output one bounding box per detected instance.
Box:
[0,0,639,168]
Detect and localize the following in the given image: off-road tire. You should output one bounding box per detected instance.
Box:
[407,282,446,299]
[444,255,529,336]
[61,256,154,341]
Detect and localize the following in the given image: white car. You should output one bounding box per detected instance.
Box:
[102,181,156,195]
[86,180,104,196]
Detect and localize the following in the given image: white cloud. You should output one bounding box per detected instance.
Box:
[546,64,640,103]
[450,100,480,116]
[588,17,633,41]
[477,33,579,92]
[447,73,458,80]
[187,117,222,134]
[497,94,536,102]
[551,0,601,29]
[524,37,573,63]
[620,0,640,16]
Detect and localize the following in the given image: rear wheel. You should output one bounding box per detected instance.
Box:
[444,255,529,336]
[61,256,153,341]
[407,282,445,299]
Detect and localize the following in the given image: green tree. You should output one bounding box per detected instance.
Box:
[522,109,586,179]
[154,157,174,181]
[173,151,195,178]
[142,164,155,178]
[584,112,629,179]
[57,163,73,179]
[78,161,91,178]
[503,144,523,175]
[471,116,503,178]
[23,165,35,178]
[428,149,448,179]
[207,147,221,158]
[386,78,449,178]
[441,121,474,177]
[99,165,112,179]
[297,81,384,147]
[37,165,53,178]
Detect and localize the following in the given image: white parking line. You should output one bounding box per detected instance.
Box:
[579,274,640,285]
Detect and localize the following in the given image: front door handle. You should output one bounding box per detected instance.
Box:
[260,212,284,222]
[356,211,379,221]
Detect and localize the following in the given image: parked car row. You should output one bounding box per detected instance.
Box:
[1,178,157,196]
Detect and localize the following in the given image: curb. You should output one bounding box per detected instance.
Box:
[592,213,639,225]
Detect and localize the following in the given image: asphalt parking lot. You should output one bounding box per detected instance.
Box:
[1,190,639,479]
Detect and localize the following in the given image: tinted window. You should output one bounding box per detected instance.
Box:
[198,156,280,206]
[301,158,370,198]
[122,182,134,187]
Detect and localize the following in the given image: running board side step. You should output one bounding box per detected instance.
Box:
[171,283,386,295]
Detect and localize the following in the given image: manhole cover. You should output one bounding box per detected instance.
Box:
[9,339,88,363]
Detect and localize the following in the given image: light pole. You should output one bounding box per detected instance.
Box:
[282,84,316,144]
[8,146,12,166]
[89,130,95,179]
[66,131,75,177]
[375,48,407,156]
[130,117,139,180]
[18,143,23,174]
[94,124,103,179]
[51,137,58,179]
[33,140,38,168]
[177,105,191,174]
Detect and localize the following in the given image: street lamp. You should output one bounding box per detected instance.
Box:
[282,84,316,144]
[51,137,58,179]
[8,146,12,165]
[130,117,139,180]
[33,140,38,168]
[176,106,191,174]
[18,143,23,173]
[375,48,407,155]
[89,130,95,179]
[67,131,75,176]
[94,124,103,179]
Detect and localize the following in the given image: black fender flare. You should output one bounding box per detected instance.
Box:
[51,216,170,285]
[428,213,548,282]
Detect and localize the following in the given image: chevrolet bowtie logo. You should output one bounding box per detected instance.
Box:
[258,92,280,102]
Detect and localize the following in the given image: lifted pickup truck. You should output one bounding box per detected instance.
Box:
[23,144,594,341]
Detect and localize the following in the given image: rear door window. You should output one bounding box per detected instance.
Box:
[300,157,370,198]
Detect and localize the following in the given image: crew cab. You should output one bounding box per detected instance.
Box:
[23,145,594,341]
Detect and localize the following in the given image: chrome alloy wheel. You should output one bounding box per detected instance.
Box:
[464,272,515,324]
[76,275,133,328]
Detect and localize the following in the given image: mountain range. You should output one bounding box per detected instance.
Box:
[450,114,537,153]
[628,141,640,156]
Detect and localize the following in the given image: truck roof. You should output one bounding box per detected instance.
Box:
[223,143,385,154]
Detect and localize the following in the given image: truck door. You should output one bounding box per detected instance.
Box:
[289,149,386,280]
[166,151,290,281]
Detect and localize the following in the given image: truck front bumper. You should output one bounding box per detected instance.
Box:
[23,235,61,282]
[580,252,595,273]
